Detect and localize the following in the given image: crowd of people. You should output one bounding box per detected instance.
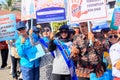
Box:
[0,21,120,80]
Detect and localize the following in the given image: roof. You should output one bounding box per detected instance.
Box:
[0,10,21,22]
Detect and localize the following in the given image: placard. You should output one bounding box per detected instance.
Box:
[68,0,107,23]
[27,44,45,62]
[36,0,66,23]
[0,14,18,41]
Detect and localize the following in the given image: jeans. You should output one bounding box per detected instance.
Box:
[52,74,71,80]
[11,56,20,78]
[1,49,8,68]
[21,66,39,80]
[78,77,90,80]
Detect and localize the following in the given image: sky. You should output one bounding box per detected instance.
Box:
[0,0,6,3]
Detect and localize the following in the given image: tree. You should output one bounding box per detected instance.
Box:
[51,21,67,34]
[16,0,21,2]
[1,0,20,11]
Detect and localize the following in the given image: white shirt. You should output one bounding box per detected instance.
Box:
[109,42,120,78]
[52,41,72,74]
[107,0,115,3]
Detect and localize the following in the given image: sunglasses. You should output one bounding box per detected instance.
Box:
[81,25,86,28]
[17,27,26,31]
[42,29,50,32]
[109,35,118,39]
[61,31,68,33]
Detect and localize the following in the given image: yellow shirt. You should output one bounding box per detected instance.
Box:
[103,51,112,69]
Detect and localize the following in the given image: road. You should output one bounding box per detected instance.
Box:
[0,52,41,80]
[0,54,13,80]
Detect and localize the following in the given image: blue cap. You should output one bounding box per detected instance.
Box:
[16,21,26,30]
[33,26,40,32]
[69,29,75,35]
[101,28,110,32]
[59,25,69,31]
[71,23,79,28]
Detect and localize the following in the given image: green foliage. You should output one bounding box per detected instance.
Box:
[16,0,21,2]
[1,0,20,11]
[51,21,67,34]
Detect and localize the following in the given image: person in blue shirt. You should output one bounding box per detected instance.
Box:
[29,26,40,46]
[15,21,40,80]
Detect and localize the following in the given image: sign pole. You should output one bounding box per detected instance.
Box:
[31,18,33,30]
[87,21,93,46]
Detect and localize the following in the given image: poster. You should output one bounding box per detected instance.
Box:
[36,0,66,23]
[0,14,18,41]
[21,0,36,20]
[110,0,120,30]
[27,44,45,62]
[68,0,107,23]
[110,7,120,30]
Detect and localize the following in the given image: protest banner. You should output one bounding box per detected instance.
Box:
[21,0,36,21]
[68,0,107,23]
[0,14,18,41]
[36,0,66,23]
[110,0,120,30]
[110,8,120,30]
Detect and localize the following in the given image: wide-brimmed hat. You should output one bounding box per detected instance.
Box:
[59,25,69,31]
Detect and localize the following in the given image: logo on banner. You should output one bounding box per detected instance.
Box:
[72,0,88,18]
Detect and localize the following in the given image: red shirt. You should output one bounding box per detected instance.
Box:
[0,41,8,50]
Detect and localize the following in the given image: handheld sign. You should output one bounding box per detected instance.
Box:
[21,0,36,21]
[110,1,120,30]
[27,44,45,62]
[0,14,18,41]
[36,0,66,23]
[68,0,107,23]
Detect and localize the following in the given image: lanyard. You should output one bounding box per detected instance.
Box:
[39,37,55,58]
[54,39,78,80]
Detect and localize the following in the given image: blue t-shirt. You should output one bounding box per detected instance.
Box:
[15,35,40,68]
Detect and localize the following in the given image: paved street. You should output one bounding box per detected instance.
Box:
[0,54,13,80]
[0,52,41,80]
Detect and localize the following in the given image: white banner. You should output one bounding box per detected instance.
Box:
[21,0,36,20]
[68,0,107,23]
